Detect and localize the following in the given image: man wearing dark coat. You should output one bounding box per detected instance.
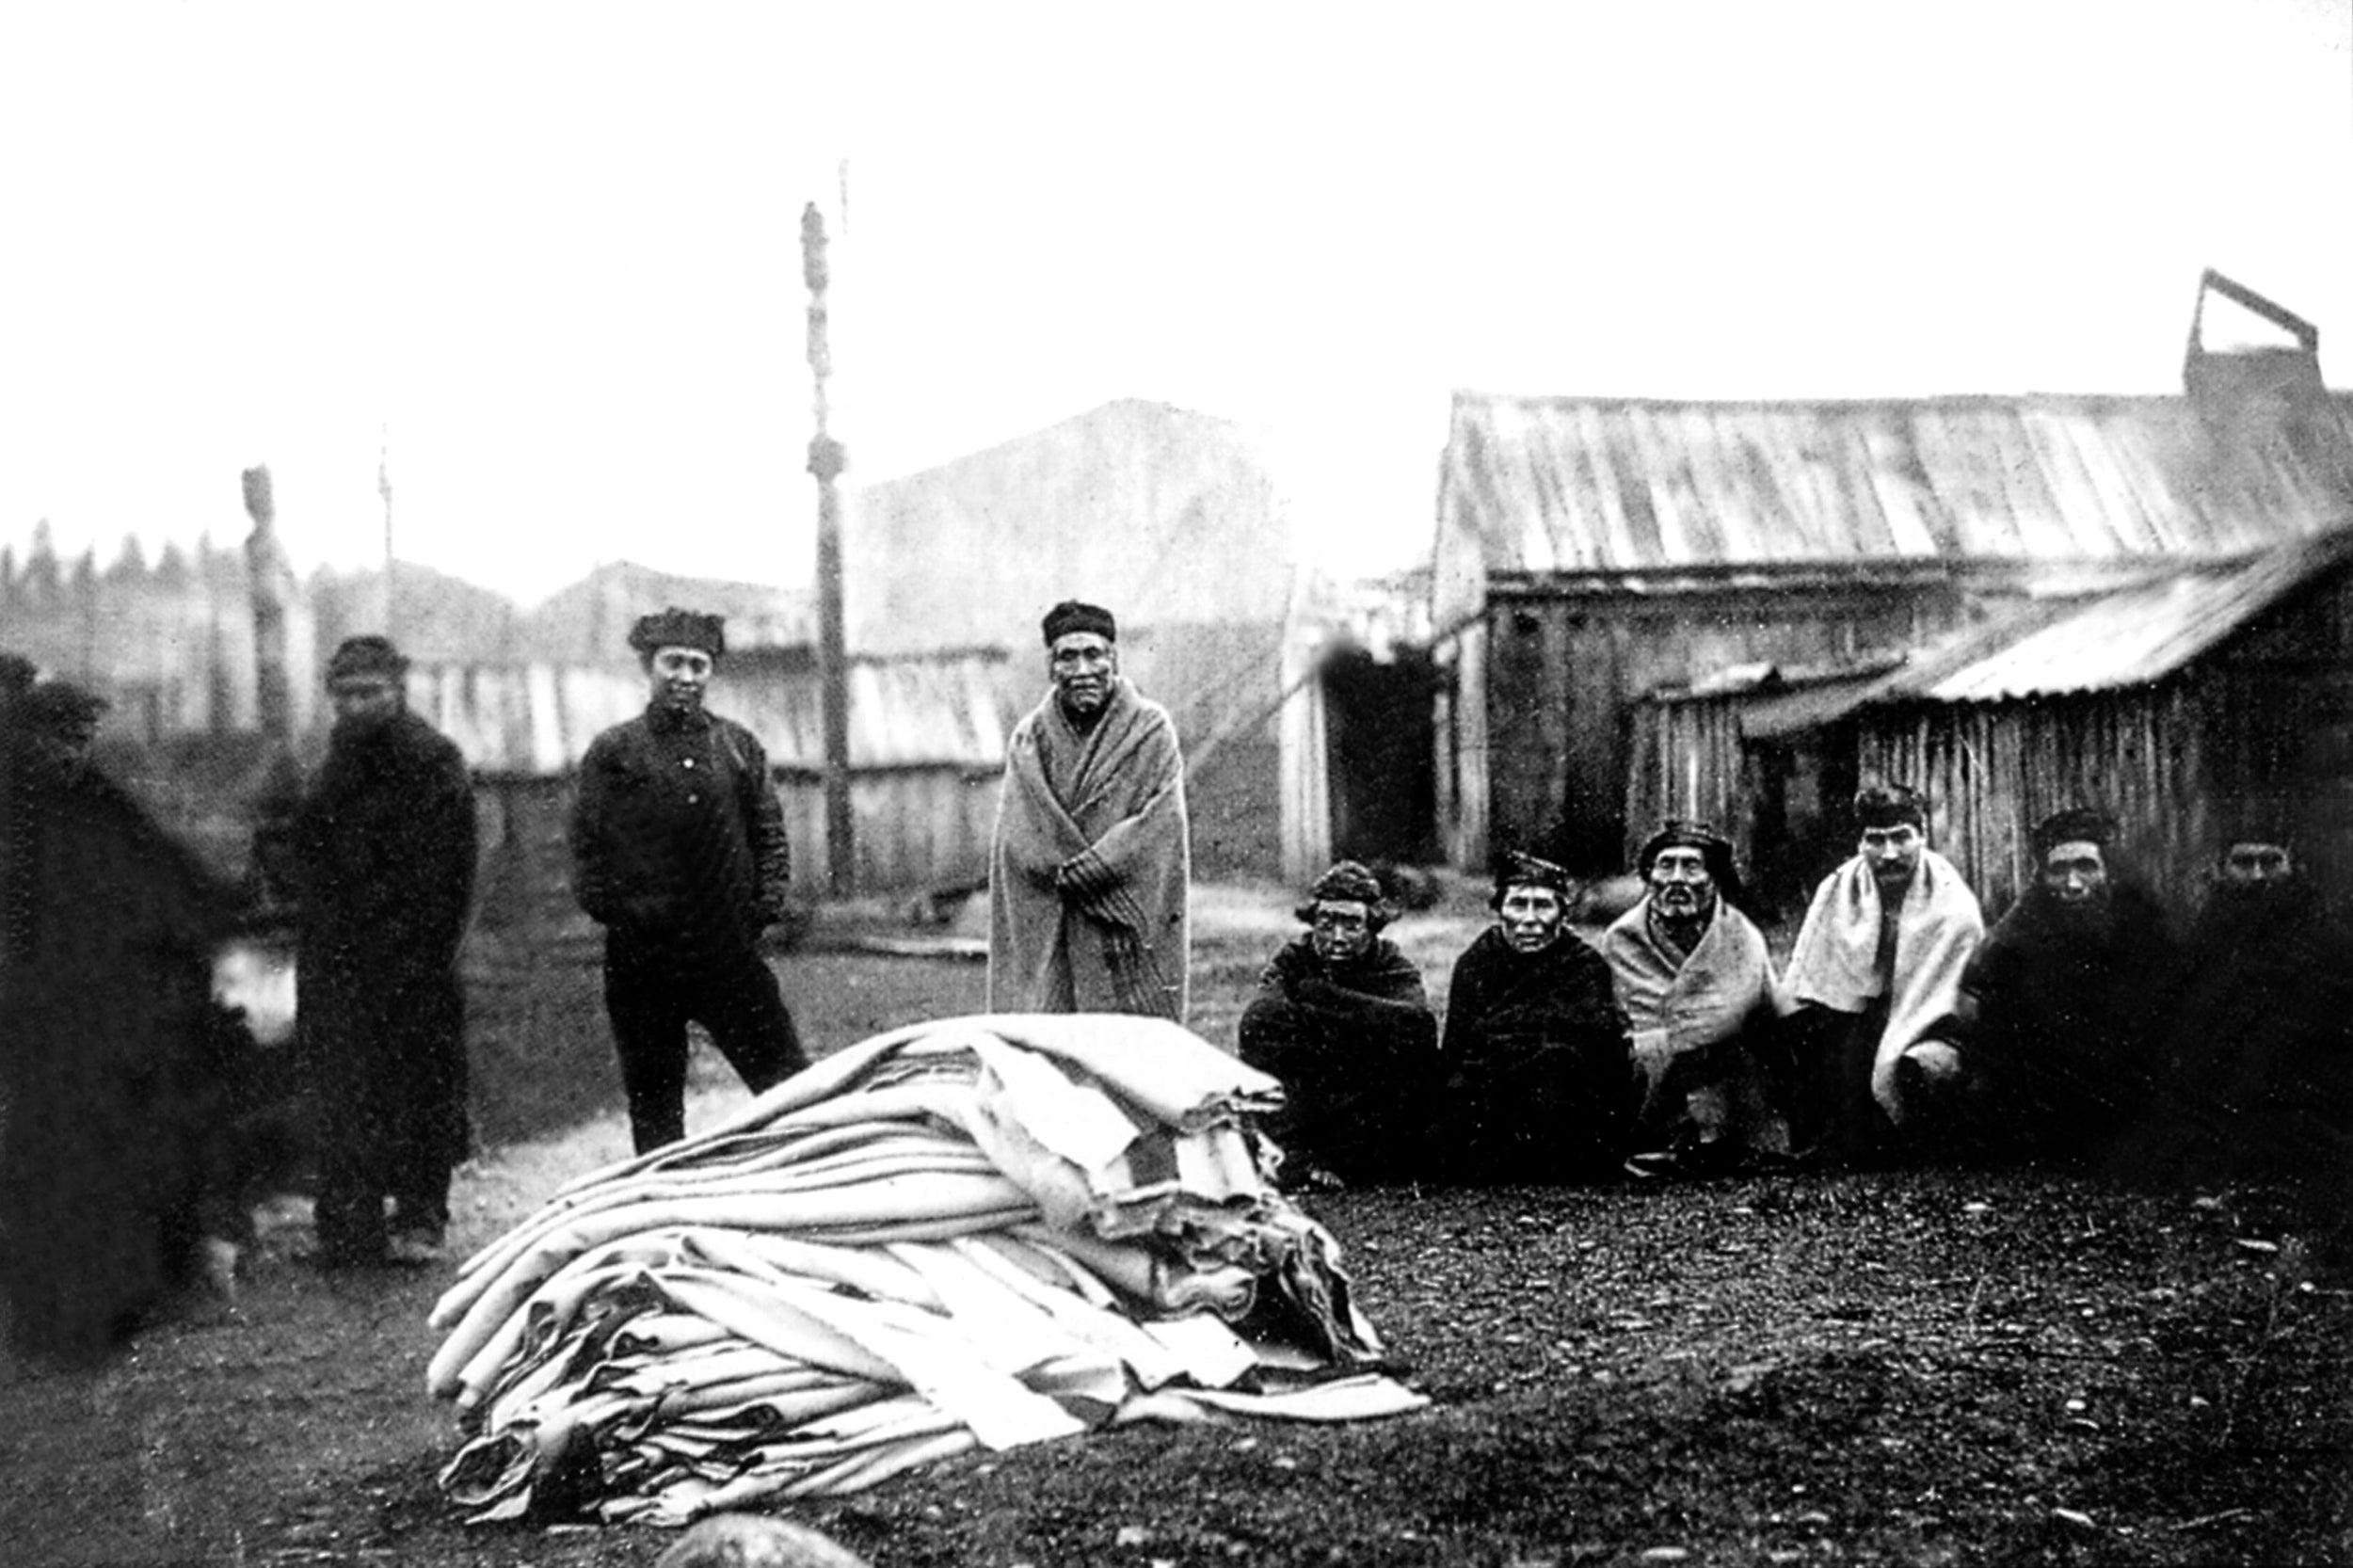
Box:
[1431,852,1635,1183]
[1,681,242,1358]
[1948,807,2178,1164]
[572,608,808,1155]
[292,635,478,1267]
[1238,861,1439,1189]
[2143,814,2353,1203]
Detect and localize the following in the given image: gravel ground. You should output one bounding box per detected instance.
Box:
[2,884,2346,1567]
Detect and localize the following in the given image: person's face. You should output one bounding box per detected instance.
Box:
[328,673,403,730]
[1859,822,1924,882]
[2221,841,2293,887]
[1048,632,1116,719]
[1497,884,1567,953]
[1646,846,1718,923]
[2041,840,2109,906]
[1307,899,1375,964]
[646,646,714,712]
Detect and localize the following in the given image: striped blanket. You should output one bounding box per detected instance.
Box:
[427,1014,1423,1526]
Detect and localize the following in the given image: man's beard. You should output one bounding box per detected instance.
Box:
[2044,888,2112,936]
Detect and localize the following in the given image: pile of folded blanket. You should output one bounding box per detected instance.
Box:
[427,1013,1424,1525]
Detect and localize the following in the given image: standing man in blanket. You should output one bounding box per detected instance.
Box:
[1780,783,1982,1166]
[1605,820,1790,1176]
[572,608,808,1155]
[292,636,479,1267]
[989,600,1192,1022]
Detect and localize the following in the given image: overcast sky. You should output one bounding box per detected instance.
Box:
[2,1,2347,604]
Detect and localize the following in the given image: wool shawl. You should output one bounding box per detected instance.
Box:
[988,679,1191,1022]
[1602,899,1776,1067]
[1783,848,1982,1119]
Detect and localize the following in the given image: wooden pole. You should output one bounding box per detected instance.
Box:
[803,200,855,895]
[241,464,294,748]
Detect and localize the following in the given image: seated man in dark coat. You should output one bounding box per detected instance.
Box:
[1431,852,1635,1183]
[1237,861,1438,1190]
[2144,815,2353,1206]
[1951,807,2178,1165]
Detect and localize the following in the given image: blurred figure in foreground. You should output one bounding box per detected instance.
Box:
[0,680,242,1362]
[291,636,478,1267]
[1238,860,1438,1190]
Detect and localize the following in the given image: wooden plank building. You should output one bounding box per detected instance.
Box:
[1433,273,2353,890]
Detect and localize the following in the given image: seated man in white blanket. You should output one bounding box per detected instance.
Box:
[1604,820,1789,1176]
[1781,784,1981,1167]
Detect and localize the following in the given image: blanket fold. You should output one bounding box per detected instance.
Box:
[430,1013,1419,1525]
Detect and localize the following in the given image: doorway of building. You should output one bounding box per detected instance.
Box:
[1322,643,1441,867]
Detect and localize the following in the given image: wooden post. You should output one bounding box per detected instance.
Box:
[803,201,855,895]
[241,464,294,748]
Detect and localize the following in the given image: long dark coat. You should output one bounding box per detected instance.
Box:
[291,709,478,1192]
[1433,927,1636,1182]
[1956,882,2178,1162]
[1238,933,1438,1185]
[0,735,237,1362]
[2146,881,2353,1190]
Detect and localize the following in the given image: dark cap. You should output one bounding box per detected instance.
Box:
[2215,793,2293,854]
[2031,806,2116,859]
[628,607,727,659]
[1295,859,1391,927]
[326,634,409,683]
[1041,600,1117,647]
[1491,849,1573,905]
[1854,783,1928,831]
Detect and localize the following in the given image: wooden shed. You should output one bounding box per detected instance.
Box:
[1629,530,2353,919]
[1433,276,2353,878]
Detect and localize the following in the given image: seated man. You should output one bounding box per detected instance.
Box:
[1431,852,1635,1183]
[1237,861,1439,1189]
[1781,784,1982,1166]
[2145,815,2353,1203]
[1951,807,2177,1164]
[1603,820,1787,1175]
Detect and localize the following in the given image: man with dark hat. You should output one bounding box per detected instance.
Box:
[1780,783,1982,1165]
[1238,860,1439,1189]
[1604,820,1788,1176]
[572,607,808,1155]
[287,634,479,1266]
[1429,851,1635,1183]
[2141,807,2353,1203]
[988,600,1192,1021]
[1945,807,2178,1164]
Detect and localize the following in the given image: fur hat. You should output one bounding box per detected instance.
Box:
[1041,600,1117,647]
[1295,859,1391,928]
[1853,782,1928,831]
[1490,849,1573,907]
[2031,806,2116,859]
[628,607,727,660]
[325,634,409,683]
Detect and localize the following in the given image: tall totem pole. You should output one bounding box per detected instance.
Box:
[804,200,855,895]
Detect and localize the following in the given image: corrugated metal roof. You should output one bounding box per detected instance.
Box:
[1443,390,2353,573]
[1892,530,2353,701]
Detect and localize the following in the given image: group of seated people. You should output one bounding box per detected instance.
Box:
[1238,784,2352,1205]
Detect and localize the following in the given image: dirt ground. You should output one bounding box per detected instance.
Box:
[3,884,2348,1567]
